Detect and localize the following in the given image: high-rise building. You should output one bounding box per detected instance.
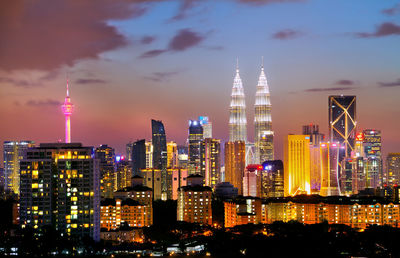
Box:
[245,143,255,165]
[224,197,262,228]
[328,95,356,158]
[126,142,133,162]
[95,145,115,198]
[199,116,212,139]
[284,135,311,196]
[151,119,167,196]
[142,168,162,200]
[115,159,132,191]
[3,141,35,195]
[132,139,146,176]
[145,141,153,168]
[254,62,274,164]
[261,160,284,198]
[225,141,246,195]
[167,141,178,168]
[19,143,100,241]
[229,61,247,142]
[320,142,340,196]
[387,153,400,186]
[363,129,382,188]
[303,124,324,146]
[61,81,74,143]
[177,176,212,225]
[188,120,203,175]
[200,138,221,188]
[243,164,262,198]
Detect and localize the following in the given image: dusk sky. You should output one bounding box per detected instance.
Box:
[0,0,399,161]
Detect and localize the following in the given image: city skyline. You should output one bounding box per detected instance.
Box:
[1,0,399,161]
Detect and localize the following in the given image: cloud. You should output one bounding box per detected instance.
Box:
[382,4,400,16]
[305,86,357,92]
[139,29,205,58]
[26,99,62,106]
[238,0,304,5]
[0,76,39,88]
[335,80,355,86]
[355,22,400,38]
[0,0,152,71]
[170,0,199,21]
[75,79,108,84]
[378,79,400,88]
[271,29,303,40]
[144,71,180,82]
[140,36,156,44]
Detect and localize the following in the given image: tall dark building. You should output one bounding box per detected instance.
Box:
[188,120,203,175]
[20,143,100,241]
[151,119,167,196]
[95,144,115,198]
[132,139,146,177]
[261,160,284,198]
[328,95,356,158]
[302,124,324,146]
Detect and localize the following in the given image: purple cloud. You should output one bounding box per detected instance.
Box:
[305,86,357,92]
[382,4,400,16]
[356,22,400,38]
[140,36,156,44]
[0,0,153,71]
[144,71,180,82]
[272,29,303,40]
[139,29,205,58]
[75,79,107,84]
[26,99,61,106]
[335,80,355,86]
[0,77,38,87]
[170,0,199,21]
[378,79,400,88]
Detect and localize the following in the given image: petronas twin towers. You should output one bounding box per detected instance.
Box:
[229,59,274,164]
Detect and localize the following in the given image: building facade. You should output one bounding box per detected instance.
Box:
[261,160,284,198]
[95,144,116,199]
[229,62,247,142]
[188,120,203,175]
[200,138,221,188]
[177,185,212,225]
[225,141,246,195]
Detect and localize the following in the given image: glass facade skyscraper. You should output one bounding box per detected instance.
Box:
[151,119,167,196]
[188,120,203,175]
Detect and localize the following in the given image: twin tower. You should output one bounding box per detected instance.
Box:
[229,60,274,164]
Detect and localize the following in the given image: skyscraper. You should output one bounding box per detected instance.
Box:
[302,124,324,146]
[3,141,35,195]
[200,138,221,188]
[284,135,311,196]
[387,153,400,186]
[199,116,212,139]
[254,61,273,163]
[320,142,340,196]
[261,160,284,198]
[229,61,247,142]
[167,141,178,168]
[225,141,246,195]
[188,120,203,175]
[363,129,382,188]
[243,164,262,198]
[151,119,167,194]
[328,95,356,158]
[115,159,132,191]
[132,139,146,176]
[61,81,74,143]
[95,145,116,198]
[19,143,100,241]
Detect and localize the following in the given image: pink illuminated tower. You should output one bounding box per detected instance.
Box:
[61,80,74,143]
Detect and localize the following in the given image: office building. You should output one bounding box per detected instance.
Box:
[167,141,178,168]
[303,124,324,146]
[224,197,262,228]
[19,143,100,241]
[132,139,146,176]
[3,141,35,195]
[387,153,400,186]
[320,142,340,196]
[243,164,262,198]
[328,95,356,159]
[199,116,212,139]
[142,168,162,200]
[261,160,284,198]
[229,61,247,142]
[284,135,311,196]
[200,138,221,188]
[95,145,115,198]
[254,62,274,163]
[151,119,167,197]
[145,141,153,168]
[225,141,246,195]
[188,120,203,175]
[115,159,132,191]
[363,129,382,188]
[171,168,188,200]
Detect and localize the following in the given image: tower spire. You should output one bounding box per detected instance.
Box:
[62,78,74,143]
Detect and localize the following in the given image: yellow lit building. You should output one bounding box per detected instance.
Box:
[224,197,262,228]
[284,135,311,196]
[167,141,178,168]
[225,141,246,195]
[177,184,212,225]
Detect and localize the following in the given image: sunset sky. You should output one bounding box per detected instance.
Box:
[0,0,399,161]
